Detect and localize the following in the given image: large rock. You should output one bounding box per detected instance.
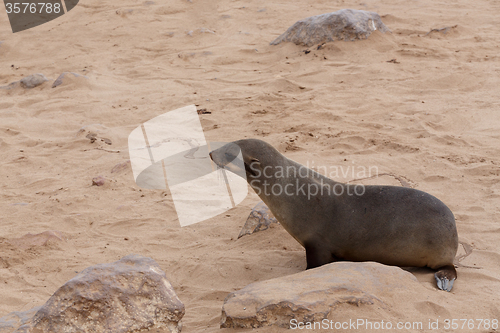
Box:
[16,254,184,333]
[221,262,419,329]
[270,9,390,47]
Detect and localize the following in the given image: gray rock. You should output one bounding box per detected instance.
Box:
[221,262,419,329]
[0,74,49,91]
[0,307,41,333]
[238,201,279,239]
[92,175,106,186]
[270,9,390,47]
[19,74,48,89]
[0,82,20,90]
[52,72,88,88]
[16,254,184,333]
[425,25,458,36]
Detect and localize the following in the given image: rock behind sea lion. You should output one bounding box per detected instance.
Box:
[271,9,390,47]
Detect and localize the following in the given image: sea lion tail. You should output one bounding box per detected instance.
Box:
[434,265,457,292]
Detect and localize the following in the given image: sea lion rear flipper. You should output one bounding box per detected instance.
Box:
[434,265,457,292]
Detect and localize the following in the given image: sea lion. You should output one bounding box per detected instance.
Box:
[209,139,459,291]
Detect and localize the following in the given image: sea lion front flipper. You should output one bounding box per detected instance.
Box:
[434,265,457,292]
[305,243,334,269]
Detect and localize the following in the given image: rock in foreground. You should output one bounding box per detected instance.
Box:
[16,254,184,333]
[221,262,418,329]
[271,9,389,47]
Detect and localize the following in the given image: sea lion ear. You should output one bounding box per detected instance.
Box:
[249,158,261,169]
[245,157,261,177]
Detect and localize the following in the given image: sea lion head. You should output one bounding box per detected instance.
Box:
[209,139,283,181]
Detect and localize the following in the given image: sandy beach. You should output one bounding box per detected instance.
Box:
[1,0,500,331]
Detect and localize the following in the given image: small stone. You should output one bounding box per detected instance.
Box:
[92,176,106,186]
[101,137,112,145]
[111,160,131,174]
[19,74,49,89]
[52,72,88,88]
[197,108,211,114]
[86,132,97,143]
[238,201,279,239]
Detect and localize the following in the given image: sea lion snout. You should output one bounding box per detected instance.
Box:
[209,148,226,168]
[209,143,249,177]
[210,143,243,166]
[209,147,226,168]
[208,151,219,167]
